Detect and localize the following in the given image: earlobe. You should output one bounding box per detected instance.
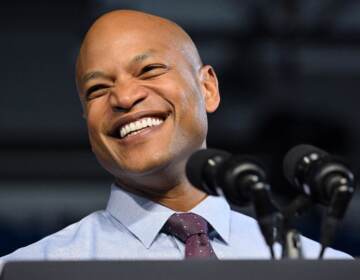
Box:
[199,65,220,113]
[81,105,88,119]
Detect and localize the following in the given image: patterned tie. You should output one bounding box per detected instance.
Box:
[163,213,217,259]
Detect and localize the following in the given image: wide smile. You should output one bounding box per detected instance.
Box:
[120,116,164,138]
[109,111,170,142]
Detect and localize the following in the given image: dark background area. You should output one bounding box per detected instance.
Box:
[1,0,360,257]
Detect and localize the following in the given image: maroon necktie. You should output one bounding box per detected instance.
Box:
[164,213,217,259]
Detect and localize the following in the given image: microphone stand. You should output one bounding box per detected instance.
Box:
[283,229,303,259]
[279,195,312,259]
[319,184,354,259]
[247,179,282,259]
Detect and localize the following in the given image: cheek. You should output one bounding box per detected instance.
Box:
[85,100,111,149]
[86,100,107,129]
[169,81,208,141]
[85,101,117,169]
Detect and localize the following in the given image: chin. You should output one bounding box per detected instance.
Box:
[93,131,203,180]
[98,150,173,179]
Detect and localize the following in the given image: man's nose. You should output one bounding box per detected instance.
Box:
[109,82,148,112]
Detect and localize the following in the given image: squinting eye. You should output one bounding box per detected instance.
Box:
[139,64,167,76]
[85,84,109,99]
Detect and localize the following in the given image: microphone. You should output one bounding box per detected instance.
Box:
[283,144,356,257]
[186,149,280,257]
[185,148,231,197]
[186,149,272,206]
[283,144,355,207]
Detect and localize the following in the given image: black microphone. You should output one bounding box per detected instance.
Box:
[283,144,355,208]
[186,148,280,257]
[186,149,272,206]
[283,144,356,257]
[185,148,231,197]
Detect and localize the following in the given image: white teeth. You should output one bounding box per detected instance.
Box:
[146,118,152,127]
[130,123,135,131]
[119,117,164,138]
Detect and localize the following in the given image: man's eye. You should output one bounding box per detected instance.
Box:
[139,64,167,77]
[85,84,109,99]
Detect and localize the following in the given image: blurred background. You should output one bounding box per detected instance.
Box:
[1,0,360,257]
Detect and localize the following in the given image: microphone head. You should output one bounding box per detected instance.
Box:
[283,144,328,187]
[217,155,268,206]
[284,145,356,227]
[186,148,230,195]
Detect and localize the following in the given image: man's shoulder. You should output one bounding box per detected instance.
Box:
[0,210,110,261]
[228,209,352,259]
[228,208,261,233]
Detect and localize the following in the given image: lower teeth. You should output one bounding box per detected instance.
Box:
[122,120,164,138]
[131,130,142,136]
[125,127,147,138]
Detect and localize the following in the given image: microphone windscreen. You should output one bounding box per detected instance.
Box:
[186,148,230,191]
[283,144,328,184]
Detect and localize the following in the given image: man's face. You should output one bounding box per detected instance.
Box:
[77,22,218,183]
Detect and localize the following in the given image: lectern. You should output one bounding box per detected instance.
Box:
[1,260,359,280]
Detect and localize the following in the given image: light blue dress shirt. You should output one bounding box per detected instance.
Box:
[0,184,351,262]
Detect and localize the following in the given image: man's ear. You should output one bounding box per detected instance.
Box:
[199,65,220,113]
[79,98,88,119]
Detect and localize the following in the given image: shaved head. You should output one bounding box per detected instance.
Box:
[74,9,220,210]
[76,10,202,88]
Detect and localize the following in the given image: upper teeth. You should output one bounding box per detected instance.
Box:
[120,117,164,138]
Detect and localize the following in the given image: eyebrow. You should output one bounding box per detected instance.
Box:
[81,71,112,85]
[81,50,157,85]
[130,50,156,65]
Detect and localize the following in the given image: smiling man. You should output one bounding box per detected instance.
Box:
[76,10,218,212]
[0,10,351,261]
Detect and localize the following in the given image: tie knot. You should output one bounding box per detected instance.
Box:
[164,213,209,242]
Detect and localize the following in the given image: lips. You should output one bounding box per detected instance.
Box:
[108,110,170,139]
[120,117,164,138]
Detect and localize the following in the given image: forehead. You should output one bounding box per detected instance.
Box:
[78,25,185,72]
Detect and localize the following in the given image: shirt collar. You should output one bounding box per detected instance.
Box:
[190,194,231,244]
[106,183,231,249]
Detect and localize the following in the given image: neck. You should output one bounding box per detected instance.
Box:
[151,183,207,211]
[114,153,209,211]
[115,174,207,212]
